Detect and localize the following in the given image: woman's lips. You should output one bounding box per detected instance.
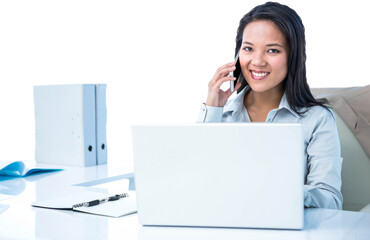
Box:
[250,70,270,80]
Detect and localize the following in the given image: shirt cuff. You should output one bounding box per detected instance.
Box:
[196,103,224,123]
[303,184,342,210]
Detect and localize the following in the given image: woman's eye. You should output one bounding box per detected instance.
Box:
[268,49,280,53]
[243,47,252,52]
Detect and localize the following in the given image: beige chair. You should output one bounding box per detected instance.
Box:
[333,111,370,212]
[311,86,370,212]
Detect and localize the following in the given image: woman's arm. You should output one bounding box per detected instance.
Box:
[197,61,241,123]
[304,107,343,209]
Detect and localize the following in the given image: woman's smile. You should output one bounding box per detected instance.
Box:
[250,70,270,80]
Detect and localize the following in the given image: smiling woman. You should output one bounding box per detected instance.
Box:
[240,20,289,121]
[198,2,343,210]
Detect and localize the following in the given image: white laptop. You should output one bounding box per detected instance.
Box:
[132,123,304,229]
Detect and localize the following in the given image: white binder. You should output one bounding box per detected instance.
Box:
[34,84,107,167]
[95,84,107,165]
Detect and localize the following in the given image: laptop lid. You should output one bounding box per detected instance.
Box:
[132,123,304,229]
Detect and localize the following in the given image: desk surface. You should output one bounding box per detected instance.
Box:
[1,161,370,240]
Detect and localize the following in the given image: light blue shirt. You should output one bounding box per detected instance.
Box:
[197,87,343,209]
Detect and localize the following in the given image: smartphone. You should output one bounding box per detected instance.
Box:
[229,50,241,92]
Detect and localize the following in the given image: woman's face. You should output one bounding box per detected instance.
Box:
[239,20,289,94]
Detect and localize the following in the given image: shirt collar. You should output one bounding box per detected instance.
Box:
[278,92,300,118]
[224,86,300,119]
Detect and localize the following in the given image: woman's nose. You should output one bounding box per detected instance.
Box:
[251,52,267,67]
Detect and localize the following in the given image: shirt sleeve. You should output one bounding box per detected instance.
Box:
[304,108,343,209]
[196,103,224,123]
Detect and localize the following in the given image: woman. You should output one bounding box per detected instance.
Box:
[198,2,343,209]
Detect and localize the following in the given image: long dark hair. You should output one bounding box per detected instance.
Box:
[236,2,326,114]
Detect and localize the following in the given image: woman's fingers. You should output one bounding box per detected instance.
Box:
[208,75,236,91]
[216,61,236,72]
[210,62,237,88]
[212,63,236,82]
[208,76,236,94]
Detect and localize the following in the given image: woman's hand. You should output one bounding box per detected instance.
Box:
[205,61,242,107]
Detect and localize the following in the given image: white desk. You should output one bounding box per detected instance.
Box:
[1,161,370,240]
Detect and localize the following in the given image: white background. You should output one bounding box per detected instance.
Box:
[0,0,368,164]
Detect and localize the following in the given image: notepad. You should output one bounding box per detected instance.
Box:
[32,189,137,218]
[0,161,62,178]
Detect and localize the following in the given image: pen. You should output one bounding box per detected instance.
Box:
[72,193,129,208]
